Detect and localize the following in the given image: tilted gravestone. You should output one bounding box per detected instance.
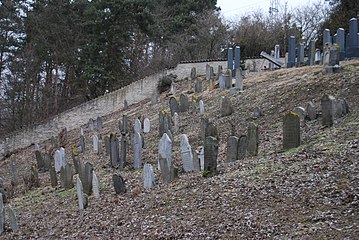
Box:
[247,123,259,156]
[96,116,103,130]
[169,97,180,116]
[199,100,205,114]
[158,133,172,172]
[173,113,179,133]
[220,96,233,117]
[80,162,93,195]
[321,94,336,127]
[50,166,58,188]
[92,171,100,200]
[237,135,248,160]
[113,174,126,194]
[76,177,85,210]
[143,163,155,189]
[283,112,301,150]
[190,67,196,80]
[227,136,239,162]
[179,94,189,112]
[60,164,74,189]
[133,132,143,169]
[35,150,45,172]
[143,118,150,133]
[134,119,142,133]
[110,133,120,168]
[180,134,194,172]
[194,79,202,93]
[305,101,317,121]
[204,136,219,175]
[0,193,4,235]
[8,205,18,232]
[88,118,94,132]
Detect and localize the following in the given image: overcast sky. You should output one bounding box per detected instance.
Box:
[216,0,326,20]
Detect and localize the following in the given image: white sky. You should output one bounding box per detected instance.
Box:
[217,0,327,20]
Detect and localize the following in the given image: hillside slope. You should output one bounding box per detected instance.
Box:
[0,60,358,239]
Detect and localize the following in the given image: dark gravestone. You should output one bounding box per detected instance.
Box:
[35,150,45,172]
[80,162,93,195]
[72,154,80,174]
[110,133,120,168]
[305,101,317,121]
[227,136,238,162]
[283,112,301,150]
[122,115,129,134]
[287,36,296,68]
[159,110,171,137]
[60,164,74,189]
[247,123,259,156]
[194,79,202,93]
[237,135,248,160]
[43,153,51,171]
[190,67,196,80]
[113,174,126,194]
[220,96,233,117]
[124,99,128,110]
[159,155,171,184]
[80,135,85,153]
[169,97,180,116]
[321,94,336,127]
[8,206,18,232]
[50,166,58,188]
[104,136,110,155]
[335,98,349,117]
[201,118,218,143]
[120,134,127,168]
[179,94,189,112]
[96,116,103,129]
[204,136,219,175]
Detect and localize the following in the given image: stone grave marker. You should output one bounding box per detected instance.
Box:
[159,154,171,183]
[80,162,93,195]
[88,118,94,132]
[305,101,317,120]
[60,164,74,189]
[124,99,128,110]
[113,174,126,194]
[134,119,142,133]
[143,118,150,133]
[169,97,180,116]
[174,113,179,133]
[96,116,103,130]
[199,100,205,114]
[195,79,202,93]
[206,64,211,80]
[292,106,307,120]
[220,96,233,117]
[42,153,51,171]
[216,65,222,80]
[151,90,158,106]
[247,123,259,156]
[158,133,172,171]
[237,135,248,160]
[321,94,336,127]
[143,164,155,189]
[10,159,20,185]
[335,98,349,117]
[0,193,4,235]
[179,94,189,112]
[227,136,239,162]
[72,153,80,174]
[235,70,243,91]
[8,206,18,232]
[120,133,127,167]
[80,135,85,153]
[192,149,200,172]
[60,147,66,168]
[170,82,176,95]
[104,136,110,155]
[283,112,301,150]
[190,67,196,80]
[76,177,84,210]
[93,135,99,154]
[50,166,58,188]
[204,136,219,175]
[92,171,100,199]
[201,118,218,143]
[110,133,120,168]
[80,127,84,136]
[223,72,231,89]
[210,67,214,80]
[219,72,225,89]
[180,134,194,172]
[133,132,143,169]
[54,150,62,172]
[35,150,45,172]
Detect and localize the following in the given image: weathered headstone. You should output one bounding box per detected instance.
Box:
[237,135,248,160]
[143,163,155,189]
[287,36,296,68]
[0,193,4,235]
[321,94,336,127]
[227,136,239,162]
[54,149,62,172]
[194,79,202,93]
[219,72,225,89]
[234,46,241,71]
[80,135,85,153]
[96,116,103,130]
[170,81,176,95]
[283,112,301,150]
[201,118,218,142]
[305,101,317,120]
[223,72,231,89]
[120,133,127,168]
[133,132,143,169]
[124,99,128,110]
[143,118,150,133]
[335,98,349,117]
[247,123,259,156]
[93,135,99,154]
[216,65,222,80]
[8,206,18,232]
[204,136,219,175]
[113,174,126,194]
[35,150,45,172]
[50,166,58,188]
[88,118,94,132]
[199,100,205,114]
[179,94,189,112]
[110,133,120,168]
[60,164,74,189]
[220,96,233,117]
[190,67,196,80]
[104,136,110,155]
[158,133,172,171]
[134,119,142,133]
[235,69,243,91]
[72,153,80,174]
[76,177,84,210]
[180,134,194,172]
[169,97,180,116]
[10,159,20,185]
[92,171,100,199]
[308,40,316,65]
[292,106,307,120]
[206,64,211,80]
[227,47,233,71]
[159,154,171,183]
[173,113,179,133]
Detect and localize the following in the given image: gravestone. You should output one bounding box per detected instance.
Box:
[227,47,233,71]
[197,146,204,171]
[335,98,349,117]
[201,118,218,142]
[96,116,103,130]
[298,43,305,65]
[88,118,94,132]
[321,94,336,127]
[174,113,179,133]
[134,119,142,133]
[237,135,248,160]
[209,78,215,90]
[199,100,205,114]
[347,18,359,58]
[50,166,58,188]
[80,135,85,153]
[54,149,62,172]
[179,94,189,112]
[76,177,84,210]
[292,106,307,120]
[10,159,20,185]
[192,150,200,172]
[35,150,45,172]
[323,28,332,45]
[210,67,214,80]
[80,162,93,195]
[143,118,150,133]
[170,82,176,95]
[60,164,74,189]
[0,193,3,235]
[204,136,219,175]
[80,127,84,136]
[309,40,316,65]
[216,65,222,80]
[206,64,211,80]
[113,174,126,194]
[72,154,80,174]
[223,72,231,89]
[247,123,259,156]
[219,72,225,89]
[158,133,172,171]
[287,36,296,68]
[194,79,202,93]
[159,110,166,137]
[283,112,301,150]
[336,28,345,60]
[227,136,239,162]
[92,171,100,199]
[124,99,128,110]
[305,101,317,120]
[235,69,243,91]
[220,96,233,117]
[104,136,110,155]
[253,106,263,119]
[143,164,155,189]
[169,97,180,116]
[151,90,158,105]
[93,135,99,154]
[190,67,196,80]
[120,133,127,167]
[180,134,194,172]
[133,132,143,169]
[235,46,241,70]
[8,206,18,232]
[110,133,120,168]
